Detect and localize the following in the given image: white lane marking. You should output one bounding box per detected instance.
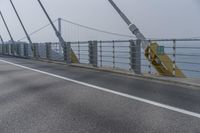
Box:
[0,59,200,119]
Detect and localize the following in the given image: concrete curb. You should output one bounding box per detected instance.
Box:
[32,58,200,88]
[2,55,200,88]
[70,64,200,88]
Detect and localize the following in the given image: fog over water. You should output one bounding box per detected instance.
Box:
[0,0,200,42]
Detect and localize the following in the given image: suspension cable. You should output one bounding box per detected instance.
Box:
[17,19,58,41]
[61,18,136,38]
[16,17,200,41]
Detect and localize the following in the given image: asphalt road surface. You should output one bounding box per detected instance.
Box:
[0,56,200,133]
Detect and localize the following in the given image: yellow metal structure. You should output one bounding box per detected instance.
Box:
[145,43,185,77]
[71,51,79,63]
[108,0,185,77]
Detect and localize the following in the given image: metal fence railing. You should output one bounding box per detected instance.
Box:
[0,39,200,78]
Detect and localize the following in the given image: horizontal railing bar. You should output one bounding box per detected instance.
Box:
[79,53,88,56]
[176,61,200,65]
[181,69,200,73]
[79,58,89,60]
[176,47,200,49]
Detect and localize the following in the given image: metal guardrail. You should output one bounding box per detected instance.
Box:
[0,39,200,78]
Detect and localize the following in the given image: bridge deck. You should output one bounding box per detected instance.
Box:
[0,56,200,133]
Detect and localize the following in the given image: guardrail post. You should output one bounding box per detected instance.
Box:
[16,43,21,56]
[64,42,71,64]
[10,43,14,55]
[11,44,13,55]
[23,43,28,57]
[173,40,176,77]
[6,44,9,55]
[46,43,51,60]
[148,40,152,74]
[112,41,116,69]
[89,41,98,67]
[4,45,6,54]
[1,44,3,54]
[0,44,2,54]
[88,41,92,65]
[9,44,11,55]
[8,44,11,55]
[78,42,80,61]
[15,44,19,56]
[2,44,5,54]
[99,41,103,67]
[5,44,9,54]
[19,43,22,57]
[130,40,141,74]
[33,43,39,58]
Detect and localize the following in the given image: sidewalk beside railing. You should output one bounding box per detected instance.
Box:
[0,39,200,78]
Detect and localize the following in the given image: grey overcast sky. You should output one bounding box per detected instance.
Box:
[0,0,200,42]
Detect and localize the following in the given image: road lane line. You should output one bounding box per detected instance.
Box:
[0,59,200,119]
